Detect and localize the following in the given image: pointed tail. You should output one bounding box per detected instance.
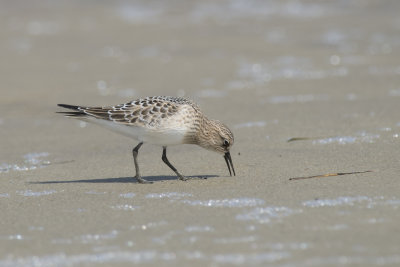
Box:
[57,104,86,117]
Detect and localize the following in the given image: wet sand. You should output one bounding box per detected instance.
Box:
[1,1,400,266]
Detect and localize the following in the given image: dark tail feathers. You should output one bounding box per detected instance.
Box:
[57,104,81,110]
[57,104,85,117]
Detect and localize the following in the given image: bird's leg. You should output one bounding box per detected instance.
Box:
[161,147,188,181]
[132,142,152,184]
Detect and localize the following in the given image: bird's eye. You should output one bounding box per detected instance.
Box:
[223,139,229,147]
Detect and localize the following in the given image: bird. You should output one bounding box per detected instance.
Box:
[57,96,235,184]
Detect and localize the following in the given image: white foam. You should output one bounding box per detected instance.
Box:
[235,58,348,88]
[79,230,118,244]
[111,205,138,211]
[264,242,310,251]
[236,206,299,224]
[190,0,328,24]
[301,255,400,266]
[312,132,380,145]
[52,230,119,246]
[300,196,400,208]
[119,193,136,198]
[212,252,289,265]
[384,198,400,207]
[145,192,192,199]
[0,152,50,173]
[85,191,107,195]
[214,236,257,244]
[327,224,349,231]
[17,190,57,197]
[183,251,206,260]
[131,221,168,231]
[182,198,265,208]
[184,226,214,233]
[303,196,369,207]
[268,94,329,104]
[0,251,176,266]
[23,152,49,165]
[366,218,385,224]
[379,127,392,132]
[2,234,24,240]
[151,231,176,245]
[116,4,164,24]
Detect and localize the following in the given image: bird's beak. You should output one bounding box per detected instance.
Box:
[224,152,236,176]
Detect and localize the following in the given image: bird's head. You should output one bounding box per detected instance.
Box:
[197,119,235,176]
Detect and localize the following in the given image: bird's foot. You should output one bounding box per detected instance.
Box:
[178,174,189,181]
[135,175,153,184]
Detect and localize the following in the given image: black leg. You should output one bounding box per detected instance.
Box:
[161,147,188,181]
[132,142,152,184]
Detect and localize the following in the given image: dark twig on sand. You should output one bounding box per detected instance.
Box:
[289,170,373,181]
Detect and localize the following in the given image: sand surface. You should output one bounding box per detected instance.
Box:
[1,1,400,266]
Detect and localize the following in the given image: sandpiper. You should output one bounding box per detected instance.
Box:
[57,96,235,183]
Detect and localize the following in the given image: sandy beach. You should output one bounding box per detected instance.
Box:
[1,0,400,266]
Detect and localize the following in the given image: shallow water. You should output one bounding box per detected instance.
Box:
[2,189,399,265]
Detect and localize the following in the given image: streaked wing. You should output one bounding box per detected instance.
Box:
[58,96,190,127]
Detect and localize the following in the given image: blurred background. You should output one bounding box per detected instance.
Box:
[2,0,399,156]
[1,0,400,265]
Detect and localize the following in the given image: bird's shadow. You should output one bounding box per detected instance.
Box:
[29,175,218,185]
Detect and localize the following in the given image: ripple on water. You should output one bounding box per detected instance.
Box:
[212,252,290,265]
[182,198,265,208]
[312,132,380,145]
[116,3,164,24]
[190,1,328,23]
[1,234,25,241]
[145,192,192,200]
[131,221,168,231]
[111,205,138,211]
[263,242,310,251]
[111,204,140,211]
[300,255,400,266]
[302,196,400,209]
[119,193,136,198]
[236,206,300,224]
[17,190,57,197]
[234,58,348,88]
[214,236,257,244]
[303,196,371,208]
[79,230,118,244]
[85,191,107,195]
[0,152,50,173]
[268,94,329,104]
[184,226,214,233]
[0,251,176,266]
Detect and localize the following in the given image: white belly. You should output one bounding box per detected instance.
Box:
[83,117,187,145]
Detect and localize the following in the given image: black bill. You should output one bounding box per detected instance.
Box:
[224,152,236,176]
